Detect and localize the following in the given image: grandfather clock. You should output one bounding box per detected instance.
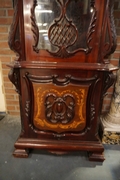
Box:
[8,0,117,161]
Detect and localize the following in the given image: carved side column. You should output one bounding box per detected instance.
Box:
[101,67,120,144]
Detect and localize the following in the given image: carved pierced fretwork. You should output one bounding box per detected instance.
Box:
[48,0,78,58]
[8,0,22,59]
[48,20,78,57]
[31,0,39,53]
[47,0,97,57]
[31,0,97,57]
[8,68,21,95]
[45,93,75,124]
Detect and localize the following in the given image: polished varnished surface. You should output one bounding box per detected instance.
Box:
[35,0,94,52]
[8,0,117,161]
[33,84,88,133]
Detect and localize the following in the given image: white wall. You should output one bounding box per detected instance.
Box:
[0,62,6,112]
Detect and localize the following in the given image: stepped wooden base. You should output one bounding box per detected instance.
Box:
[88,152,105,162]
[13,137,104,162]
[13,149,29,158]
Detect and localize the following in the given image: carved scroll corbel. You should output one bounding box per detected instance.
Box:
[102,72,116,98]
[8,68,21,95]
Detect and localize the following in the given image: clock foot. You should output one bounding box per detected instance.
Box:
[13,148,29,158]
[88,151,105,162]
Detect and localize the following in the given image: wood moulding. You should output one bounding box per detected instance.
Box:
[13,137,105,161]
[8,61,118,71]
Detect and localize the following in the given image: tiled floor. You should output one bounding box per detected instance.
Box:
[0,115,120,180]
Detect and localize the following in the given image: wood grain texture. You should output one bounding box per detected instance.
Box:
[8,0,118,162]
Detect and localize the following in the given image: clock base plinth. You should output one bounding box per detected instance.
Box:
[12,137,105,161]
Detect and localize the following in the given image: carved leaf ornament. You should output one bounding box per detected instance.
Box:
[31,0,97,57]
[45,93,75,124]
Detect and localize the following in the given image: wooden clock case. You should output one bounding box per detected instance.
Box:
[8,0,118,161]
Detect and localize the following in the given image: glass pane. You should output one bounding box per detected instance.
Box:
[66,0,93,50]
[35,0,60,51]
[35,0,94,54]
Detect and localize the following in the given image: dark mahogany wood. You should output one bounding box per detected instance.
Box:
[13,149,29,158]
[8,0,118,162]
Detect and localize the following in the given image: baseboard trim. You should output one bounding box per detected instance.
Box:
[0,112,6,120]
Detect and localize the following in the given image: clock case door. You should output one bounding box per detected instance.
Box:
[8,0,116,64]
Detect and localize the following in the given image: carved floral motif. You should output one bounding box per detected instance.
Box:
[34,88,86,132]
[23,72,99,133]
[45,93,75,124]
[31,0,97,57]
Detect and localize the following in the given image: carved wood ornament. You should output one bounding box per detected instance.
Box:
[31,0,39,53]
[45,93,75,124]
[8,68,21,95]
[22,72,101,133]
[31,0,97,57]
[8,0,118,161]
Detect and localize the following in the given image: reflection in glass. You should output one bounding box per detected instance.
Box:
[35,0,60,51]
[67,0,93,50]
[35,0,94,53]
